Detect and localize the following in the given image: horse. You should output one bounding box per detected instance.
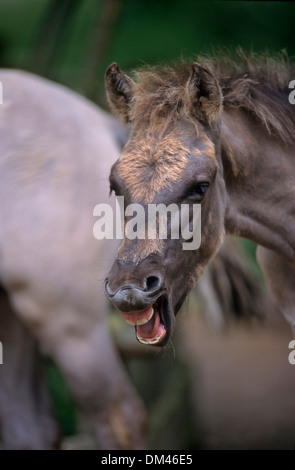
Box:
[104,52,295,346]
[0,70,146,449]
[0,66,284,450]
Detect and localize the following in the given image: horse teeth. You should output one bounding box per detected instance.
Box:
[136,308,154,325]
[136,318,147,326]
[137,330,165,345]
[124,308,154,326]
[125,319,137,325]
[137,336,160,345]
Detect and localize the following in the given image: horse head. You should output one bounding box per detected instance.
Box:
[104,62,227,346]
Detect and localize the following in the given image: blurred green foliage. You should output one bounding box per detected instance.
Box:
[45,363,77,436]
[0,1,294,102]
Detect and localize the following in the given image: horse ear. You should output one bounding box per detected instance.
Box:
[105,63,135,123]
[186,62,222,126]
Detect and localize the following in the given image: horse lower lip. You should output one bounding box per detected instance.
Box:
[136,325,166,345]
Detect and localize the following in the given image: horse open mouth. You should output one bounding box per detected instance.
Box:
[121,296,171,346]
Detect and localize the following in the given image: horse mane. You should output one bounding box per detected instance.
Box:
[131,50,295,145]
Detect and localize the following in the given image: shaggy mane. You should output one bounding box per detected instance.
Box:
[130,50,295,144]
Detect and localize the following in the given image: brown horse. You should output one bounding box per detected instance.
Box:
[104,52,295,346]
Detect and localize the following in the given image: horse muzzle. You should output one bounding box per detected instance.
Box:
[104,260,174,346]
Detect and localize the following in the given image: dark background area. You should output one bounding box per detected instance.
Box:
[0,0,294,449]
[0,0,294,106]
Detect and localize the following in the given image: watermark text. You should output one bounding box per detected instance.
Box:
[93,196,201,250]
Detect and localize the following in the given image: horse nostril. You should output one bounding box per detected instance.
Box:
[104,279,110,297]
[146,275,163,292]
[104,279,116,298]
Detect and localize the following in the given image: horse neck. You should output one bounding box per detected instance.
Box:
[220,107,295,260]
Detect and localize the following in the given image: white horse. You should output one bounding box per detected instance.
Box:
[0,70,146,449]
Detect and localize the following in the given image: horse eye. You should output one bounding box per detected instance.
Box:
[186,182,209,199]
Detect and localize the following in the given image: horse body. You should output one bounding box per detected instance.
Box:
[0,70,146,449]
[104,54,295,343]
[222,107,295,258]
[222,106,295,328]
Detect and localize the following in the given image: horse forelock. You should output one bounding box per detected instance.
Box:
[129,64,198,133]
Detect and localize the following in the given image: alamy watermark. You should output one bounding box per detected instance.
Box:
[289,80,295,104]
[93,196,201,250]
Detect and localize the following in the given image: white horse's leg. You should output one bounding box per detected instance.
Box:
[0,287,60,449]
[44,315,147,450]
[257,246,295,334]
[8,283,146,450]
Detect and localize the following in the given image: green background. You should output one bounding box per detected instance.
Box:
[0,0,294,105]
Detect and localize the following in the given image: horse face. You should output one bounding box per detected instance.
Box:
[104,62,226,346]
